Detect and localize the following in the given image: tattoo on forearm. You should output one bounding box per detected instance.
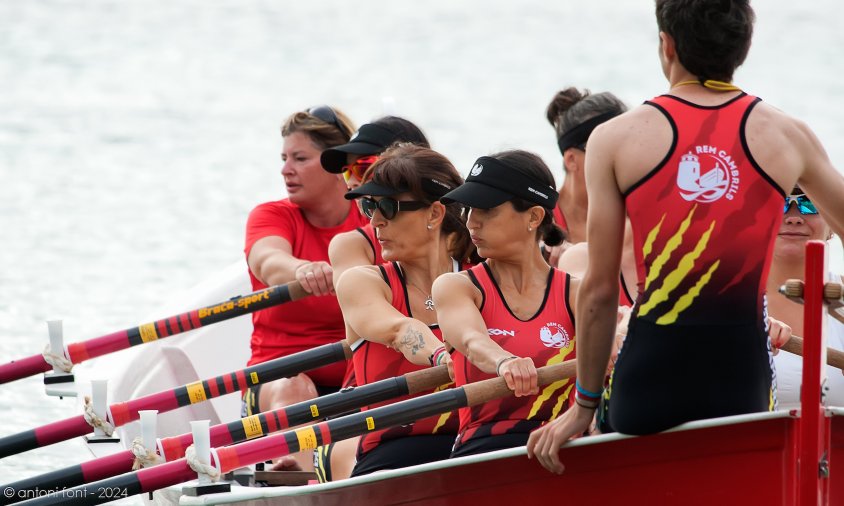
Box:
[399,328,426,356]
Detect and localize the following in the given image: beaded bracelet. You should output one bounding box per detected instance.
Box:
[575,379,603,400]
[429,346,447,367]
[495,355,519,376]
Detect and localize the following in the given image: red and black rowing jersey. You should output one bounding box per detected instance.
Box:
[353,261,458,457]
[625,93,784,327]
[452,262,576,447]
[356,224,384,266]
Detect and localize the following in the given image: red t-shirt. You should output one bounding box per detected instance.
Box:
[353,261,458,457]
[244,199,367,386]
[452,262,576,448]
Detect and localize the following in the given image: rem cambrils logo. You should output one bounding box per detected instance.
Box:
[539,322,571,349]
[676,146,740,203]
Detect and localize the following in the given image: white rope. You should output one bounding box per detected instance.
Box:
[131,436,160,470]
[42,343,73,373]
[82,395,115,436]
[185,444,221,482]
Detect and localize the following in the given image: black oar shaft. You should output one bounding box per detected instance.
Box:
[0,281,307,385]
[0,341,350,459]
[4,366,449,502]
[19,362,576,505]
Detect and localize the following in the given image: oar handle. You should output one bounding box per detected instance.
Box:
[287,280,308,301]
[781,335,844,371]
[464,360,577,406]
[405,365,451,395]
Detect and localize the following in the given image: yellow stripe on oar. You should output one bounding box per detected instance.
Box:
[186,381,207,404]
[139,323,159,343]
[241,415,264,439]
[295,426,318,450]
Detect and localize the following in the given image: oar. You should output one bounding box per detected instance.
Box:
[0,281,308,385]
[17,361,576,506]
[780,335,844,370]
[0,341,349,459]
[1,365,449,502]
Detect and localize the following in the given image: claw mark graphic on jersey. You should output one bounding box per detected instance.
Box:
[527,347,575,420]
[638,205,720,324]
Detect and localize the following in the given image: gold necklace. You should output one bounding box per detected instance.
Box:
[672,79,742,92]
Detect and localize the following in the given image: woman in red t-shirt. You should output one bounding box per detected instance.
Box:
[243,105,366,472]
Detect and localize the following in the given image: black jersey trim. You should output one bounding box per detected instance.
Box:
[466,268,486,313]
[356,227,378,263]
[740,97,788,197]
[482,262,554,323]
[564,273,576,329]
[393,262,414,319]
[623,101,678,198]
[655,91,748,110]
[619,272,635,307]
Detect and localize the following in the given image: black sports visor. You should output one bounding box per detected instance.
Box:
[556,111,620,154]
[440,156,558,210]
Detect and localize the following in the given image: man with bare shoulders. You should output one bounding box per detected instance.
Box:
[528,0,844,474]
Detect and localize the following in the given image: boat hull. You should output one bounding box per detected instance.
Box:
[174,409,841,506]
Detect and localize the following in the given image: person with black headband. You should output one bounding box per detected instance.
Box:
[543,87,627,266]
[335,144,476,476]
[432,150,579,458]
[527,0,844,475]
[242,105,364,473]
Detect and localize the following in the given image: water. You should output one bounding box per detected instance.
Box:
[1,0,843,494]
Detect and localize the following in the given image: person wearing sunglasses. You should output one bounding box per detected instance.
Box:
[769,188,844,409]
[321,117,431,281]
[544,87,627,267]
[335,144,475,477]
[526,0,844,476]
[432,150,577,459]
[312,118,430,482]
[242,105,365,472]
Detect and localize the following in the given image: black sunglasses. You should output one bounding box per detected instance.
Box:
[307,105,349,137]
[360,197,429,220]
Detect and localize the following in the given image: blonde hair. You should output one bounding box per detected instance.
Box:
[281,107,356,150]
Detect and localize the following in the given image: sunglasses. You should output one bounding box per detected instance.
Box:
[784,194,818,215]
[359,197,428,220]
[342,155,380,182]
[307,105,349,137]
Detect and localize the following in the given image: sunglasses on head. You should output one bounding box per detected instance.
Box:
[784,194,818,215]
[359,197,428,220]
[307,105,349,137]
[342,155,380,182]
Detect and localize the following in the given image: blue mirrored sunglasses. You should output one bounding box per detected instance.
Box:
[783,194,818,215]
